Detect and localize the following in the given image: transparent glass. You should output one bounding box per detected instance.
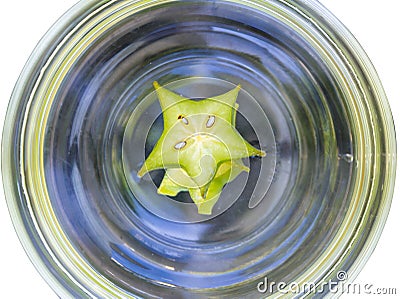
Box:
[2,0,396,298]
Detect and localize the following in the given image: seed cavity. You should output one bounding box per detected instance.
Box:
[178,115,189,125]
[206,115,216,128]
[174,141,187,150]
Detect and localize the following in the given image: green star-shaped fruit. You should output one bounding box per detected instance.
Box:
[138,81,265,215]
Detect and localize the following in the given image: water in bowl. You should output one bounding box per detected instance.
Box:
[41,1,353,297]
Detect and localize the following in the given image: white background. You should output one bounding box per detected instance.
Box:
[0,1,398,298]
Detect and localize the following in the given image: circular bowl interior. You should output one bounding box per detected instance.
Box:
[2,0,396,298]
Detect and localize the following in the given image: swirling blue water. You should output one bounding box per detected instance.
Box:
[43,1,353,297]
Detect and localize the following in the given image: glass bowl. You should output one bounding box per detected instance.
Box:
[2,0,396,298]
